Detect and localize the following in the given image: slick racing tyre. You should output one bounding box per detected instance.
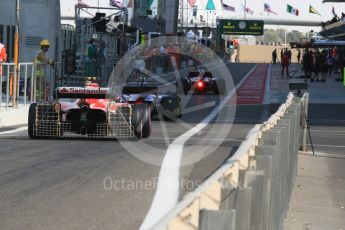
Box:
[140,104,151,138]
[28,103,38,139]
[131,104,151,139]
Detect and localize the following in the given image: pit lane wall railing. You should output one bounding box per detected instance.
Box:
[151,93,308,230]
[0,59,117,108]
[0,63,35,109]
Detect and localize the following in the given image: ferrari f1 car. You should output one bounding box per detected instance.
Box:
[182,71,225,95]
[28,78,151,139]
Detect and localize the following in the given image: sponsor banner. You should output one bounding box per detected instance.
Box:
[58,87,110,94]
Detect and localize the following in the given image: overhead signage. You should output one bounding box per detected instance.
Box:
[218,20,264,36]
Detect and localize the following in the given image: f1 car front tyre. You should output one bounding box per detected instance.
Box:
[132,104,151,139]
[141,104,151,138]
[28,103,38,139]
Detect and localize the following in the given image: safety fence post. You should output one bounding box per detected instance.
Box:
[301,93,309,152]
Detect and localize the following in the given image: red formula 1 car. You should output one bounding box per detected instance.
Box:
[182,71,225,95]
[28,79,151,139]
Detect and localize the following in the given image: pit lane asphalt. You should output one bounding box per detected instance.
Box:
[0,63,281,230]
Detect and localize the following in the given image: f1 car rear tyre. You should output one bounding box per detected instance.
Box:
[141,104,151,138]
[131,105,141,138]
[132,104,151,139]
[28,103,38,139]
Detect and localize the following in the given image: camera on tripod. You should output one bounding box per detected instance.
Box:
[289,82,314,154]
[289,82,308,98]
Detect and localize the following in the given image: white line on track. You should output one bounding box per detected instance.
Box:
[0,126,27,135]
[308,119,345,123]
[139,64,258,230]
[303,151,345,159]
[148,137,243,142]
[309,130,345,134]
[309,133,345,136]
[307,144,345,148]
[179,118,261,122]
[151,128,243,133]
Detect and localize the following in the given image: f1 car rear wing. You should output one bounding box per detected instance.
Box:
[122,85,158,95]
[187,72,200,78]
[55,87,112,99]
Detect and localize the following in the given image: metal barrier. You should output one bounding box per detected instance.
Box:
[0,62,36,108]
[18,63,35,105]
[0,59,117,108]
[0,63,15,109]
[150,93,309,230]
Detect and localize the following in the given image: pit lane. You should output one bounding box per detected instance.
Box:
[0,63,277,230]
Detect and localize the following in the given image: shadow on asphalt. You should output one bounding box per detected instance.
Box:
[233,103,345,127]
[308,104,345,127]
[233,104,280,125]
